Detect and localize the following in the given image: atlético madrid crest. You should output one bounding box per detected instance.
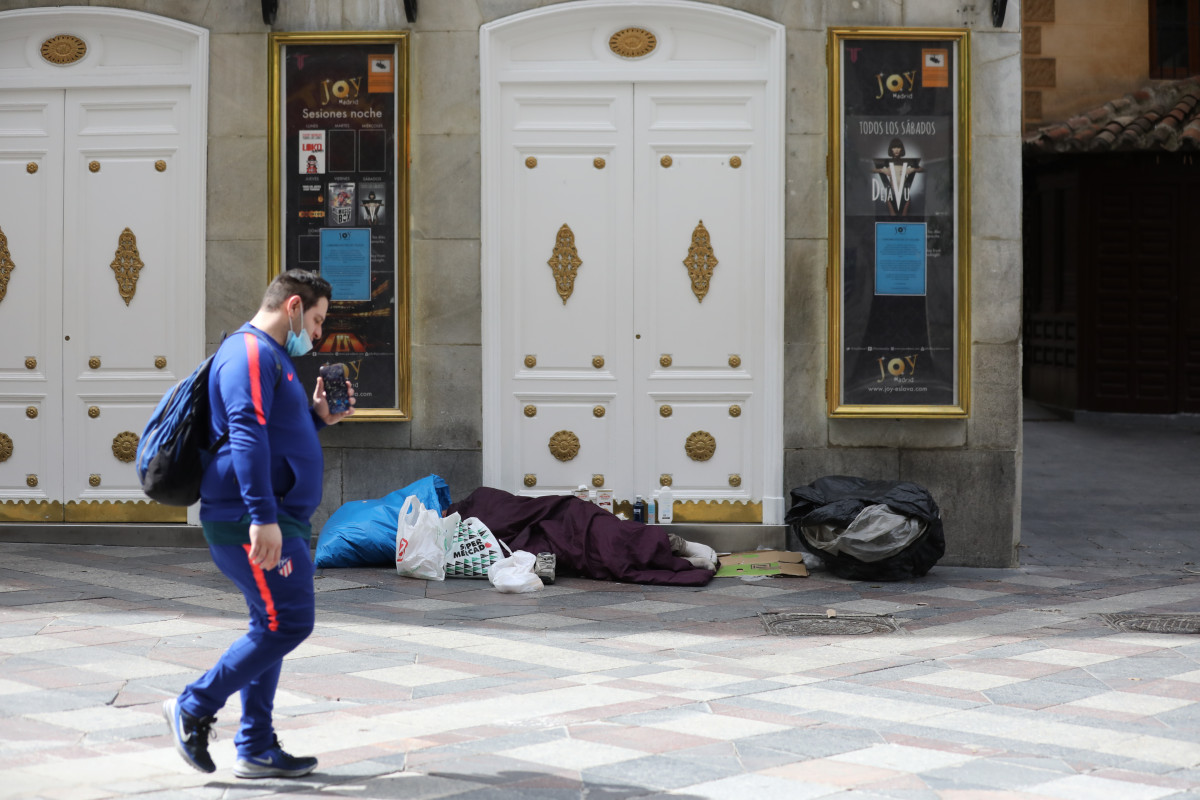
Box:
[278,557,293,578]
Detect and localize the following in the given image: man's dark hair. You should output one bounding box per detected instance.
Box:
[262,269,333,311]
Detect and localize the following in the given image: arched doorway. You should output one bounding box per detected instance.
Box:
[481,1,785,522]
[0,8,208,522]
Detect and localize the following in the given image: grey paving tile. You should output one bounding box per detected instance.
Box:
[737,726,886,758]
[583,754,740,791]
[982,679,1106,708]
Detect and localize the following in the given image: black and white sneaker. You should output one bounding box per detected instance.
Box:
[234,735,318,779]
[534,552,556,585]
[162,697,217,774]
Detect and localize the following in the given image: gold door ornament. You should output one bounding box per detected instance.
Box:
[26,475,38,488]
[660,354,672,368]
[659,405,672,417]
[89,357,101,369]
[112,431,139,463]
[593,405,605,418]
[110,228,144,306]
[155,357,167,369]
[660,155,673,168]
[0,433,11,462]
[41,34,87,65]
[592,356,605,369]
[609,27,657,58]
[660,474,673,487]
[685,430,716,461]
[0,225,15,304]
[594,157,606,169]
[25,358,36,370]
[683,220,718,303]
[547,224,582,304]
[25,406,37,419]
[729,156,742,168]
[87,406,100,418]
[548,430,580,462]
[729,355,741,368]
[89,475,101,487]
[27,162,38,174]
[592,474,604,487]
[524,474,537,487]
[89,161,100,173]
[728,474,742,488]
[524,405,537,417]
[729,404,742,417]
[525,156,537,168]
[155,160,167,172]
[524,355,536,368]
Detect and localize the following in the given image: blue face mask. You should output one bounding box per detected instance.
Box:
[285,302,313,357]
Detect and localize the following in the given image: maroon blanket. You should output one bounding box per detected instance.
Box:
[447,487,714,586]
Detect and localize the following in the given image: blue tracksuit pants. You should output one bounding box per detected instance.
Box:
[178,537,315,757]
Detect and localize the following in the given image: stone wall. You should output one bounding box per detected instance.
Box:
[1,0,1023,566]
[1022,0,1149,132]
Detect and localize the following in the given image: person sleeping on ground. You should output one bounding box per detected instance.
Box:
[447,487,719,587]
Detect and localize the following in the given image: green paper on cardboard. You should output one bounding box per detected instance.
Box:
[715,550,808,578]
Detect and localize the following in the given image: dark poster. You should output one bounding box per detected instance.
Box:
[838,37,960,409]
[283,42,399,411]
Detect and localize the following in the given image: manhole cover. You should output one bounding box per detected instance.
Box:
[760,612,900,636]
[1101,613,1200,634]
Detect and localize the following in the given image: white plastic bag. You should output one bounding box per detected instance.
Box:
[488,545,545,593]
[395,496,448,580]
[444,515,503,578]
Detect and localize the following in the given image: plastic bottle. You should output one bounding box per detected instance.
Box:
[648,492,657,524]
[657,486,673,524]
[632,495,646,522]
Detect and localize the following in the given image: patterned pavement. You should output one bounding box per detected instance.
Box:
[1,419,1199,799]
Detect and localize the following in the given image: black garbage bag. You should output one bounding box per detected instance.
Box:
[785,475,945,581]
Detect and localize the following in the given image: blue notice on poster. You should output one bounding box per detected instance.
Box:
[874,222,927,296]
[319,228,371,300]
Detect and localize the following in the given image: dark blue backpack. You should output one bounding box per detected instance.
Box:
[136,353,228,506]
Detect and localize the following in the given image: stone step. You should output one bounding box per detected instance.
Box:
[0,522,791,554]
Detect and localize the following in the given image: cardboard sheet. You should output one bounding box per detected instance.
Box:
[715,550,808,578]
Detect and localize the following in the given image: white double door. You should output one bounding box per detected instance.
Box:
[496,81,775,518]
[0,86,200,521]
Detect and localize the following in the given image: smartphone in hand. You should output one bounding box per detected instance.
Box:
[318,362,352,414]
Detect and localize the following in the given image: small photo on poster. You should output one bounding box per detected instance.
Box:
[367,53,394,93]
[297,234,320,263]
[358,181,386,225]
[358,129,387,172]
[328,129,356,173]
[299,130,325,174]
[327,181,356,227]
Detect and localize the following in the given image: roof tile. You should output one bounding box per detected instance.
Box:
[1025,75,1200,153]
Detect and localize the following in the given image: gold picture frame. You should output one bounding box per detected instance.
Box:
[268,31,411,421]
[827,28,971,418]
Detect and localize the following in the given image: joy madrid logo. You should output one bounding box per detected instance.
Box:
[320,76,363,106]
[875,69,917,100]
[876,354,919,383]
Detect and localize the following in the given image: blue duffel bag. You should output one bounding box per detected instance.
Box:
[315,475,452,568]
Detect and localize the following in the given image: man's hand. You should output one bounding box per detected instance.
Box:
[312,377,356,425]
[249,523,283,570]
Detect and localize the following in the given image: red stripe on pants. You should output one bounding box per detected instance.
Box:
[243,544,278,632]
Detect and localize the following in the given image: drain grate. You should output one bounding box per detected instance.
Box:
[1101,613,1200,634]
[760,612,900,636]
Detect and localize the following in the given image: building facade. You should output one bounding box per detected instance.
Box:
[0,0,1024,567]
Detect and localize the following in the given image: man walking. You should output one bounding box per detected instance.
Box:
[163,270,354,778]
